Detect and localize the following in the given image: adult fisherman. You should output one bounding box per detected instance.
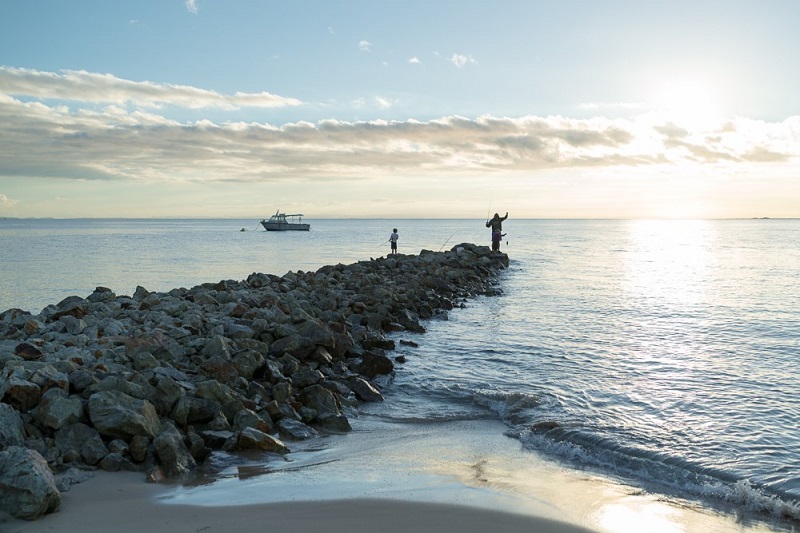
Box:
[485,212,508,252]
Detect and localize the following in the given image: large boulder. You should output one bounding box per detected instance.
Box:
[88,390,161,440]
[35,388,84,431]
[0,446,61,520]
[54,423,109,465]
[153,422,196,478]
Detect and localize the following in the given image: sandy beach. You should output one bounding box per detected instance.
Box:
[0,471,594,533]
[1,417,780,533]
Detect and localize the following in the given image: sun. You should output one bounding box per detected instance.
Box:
[648,77,722,128]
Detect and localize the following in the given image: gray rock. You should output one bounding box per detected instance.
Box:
[35,388,84,430]
[1,370,41,412]
[237,427,289,454]
[201,335,233,360]
[54,422,109,465]
[231,349,264,380]
[154,422,196,478]
[152,376,185,416]
[54,467,94,492]
[171,396,220,426]
[301,384,341,419]
[349,377,384,402]
[296,319,335,348]
[60,315,87,335]
[0,402,26,449]
[358,351,394,378]
[0,446,61,520]
[291,368,324,388]
[277,418,320,440]
[88,390,161,440]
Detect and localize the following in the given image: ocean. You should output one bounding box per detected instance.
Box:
[2,218,799,531]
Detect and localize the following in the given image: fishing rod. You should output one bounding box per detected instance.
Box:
[438,230,458,252]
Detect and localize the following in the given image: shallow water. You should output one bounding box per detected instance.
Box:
[2,217,799,529]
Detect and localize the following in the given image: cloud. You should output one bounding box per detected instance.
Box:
[1,88,796,186]
[375,96,393,109]
[359,40,371,52]
[450,54,477,68]
[409,57,421,64]
[0,193,18,206]
[185,0,198,14]
[0,66,301,109]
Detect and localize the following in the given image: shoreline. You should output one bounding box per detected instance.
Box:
[2,415,785,533]
[0,470,594,533]
[0,244,510,521]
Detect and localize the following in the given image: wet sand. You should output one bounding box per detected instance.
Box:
[0,470,592,533]
[0,418,782,533]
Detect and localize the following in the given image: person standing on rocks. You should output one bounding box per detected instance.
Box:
[389,228,399,254]
[486,212,508,252]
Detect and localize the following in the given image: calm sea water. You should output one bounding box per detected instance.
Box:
[2,218,799,527]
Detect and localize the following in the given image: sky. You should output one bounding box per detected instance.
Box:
[1,0,799,219]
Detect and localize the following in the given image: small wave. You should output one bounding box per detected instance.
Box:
[514,424,800,524]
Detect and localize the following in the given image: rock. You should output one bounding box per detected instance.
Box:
[201,335,234,360]
[232,408,271,433]
[54,423,109,465]
[277,418,320,440]
[0,446,61,520]
[358,351,394,378]
[14,342,43,361]
[54,467,94,492]
[35,388,84,430]
[301,384,341,420]
[0,242,510,517]
[296,319,335,348]
[237,427,290,454]
[1,370,42,412]
[349,377,384,402]
[171,396,220,426]
[290,368,324,388]
[231,349,264,380]
[88,390,161,440]
[0,402,26,449]
[29,365,70,394]
[152,376,185,416]
[153,422,196,478]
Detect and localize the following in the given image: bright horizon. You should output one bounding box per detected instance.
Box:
[2,1,799,220]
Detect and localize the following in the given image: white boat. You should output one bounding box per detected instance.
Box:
[260,211,310,231]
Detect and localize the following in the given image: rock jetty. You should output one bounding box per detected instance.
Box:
[0,244,508,520]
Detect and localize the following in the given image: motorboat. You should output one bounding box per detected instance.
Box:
[260,211,310,231]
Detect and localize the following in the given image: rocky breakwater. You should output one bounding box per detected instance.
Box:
[0,243,508,520]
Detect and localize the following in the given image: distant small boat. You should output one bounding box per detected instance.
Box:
[260,211,310,231]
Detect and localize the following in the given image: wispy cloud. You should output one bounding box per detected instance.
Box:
[450,53,477,68]
[375,96,393,109]
[0,193,18,207]
[359,40,372,52]
[185,0,198,14]
[409,57,421,64]
[0,67,301,109]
